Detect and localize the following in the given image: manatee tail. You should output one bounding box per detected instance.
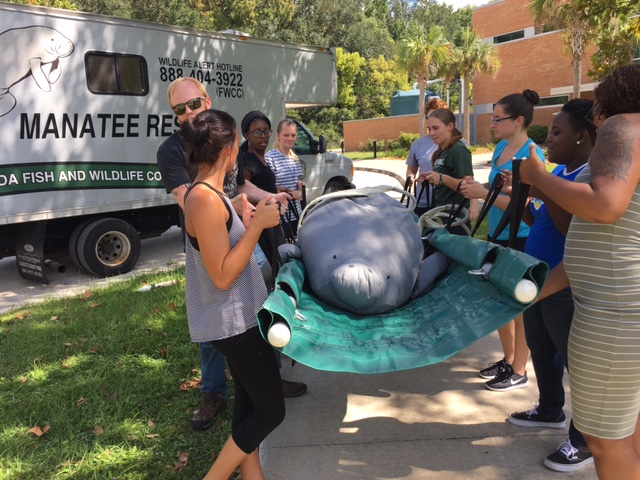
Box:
[0,90,17,117]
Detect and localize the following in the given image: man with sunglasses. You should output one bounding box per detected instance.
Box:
[156,78,301,432]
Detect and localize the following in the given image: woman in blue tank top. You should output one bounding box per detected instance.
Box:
[459,90,545,392]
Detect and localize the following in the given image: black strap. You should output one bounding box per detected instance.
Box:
[470,173,505,237]
[400,177,413,208]
[444,181,468,230]
[185,181,233,232]
[300,185,307,211]
[489,160,530,247]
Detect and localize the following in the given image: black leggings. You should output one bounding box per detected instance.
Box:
[211,326,285,454]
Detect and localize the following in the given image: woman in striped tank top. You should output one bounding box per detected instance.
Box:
[519,65,640,480]
[181,109,285,480]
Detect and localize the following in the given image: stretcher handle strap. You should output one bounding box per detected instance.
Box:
[470,173,505,237]
[489,160,530,248]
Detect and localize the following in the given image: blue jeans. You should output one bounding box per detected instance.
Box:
[523,290,587,448]
[199,341,228,399]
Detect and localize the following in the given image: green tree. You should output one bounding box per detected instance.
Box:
[355,55,411,118]
[335,47,366,109]
[529,0,592,99]
[443,28,500,143]
[572,0,639,80]
[396,23,453,135]
[412,1,472,40]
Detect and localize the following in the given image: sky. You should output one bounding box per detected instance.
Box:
[439,0,490,10]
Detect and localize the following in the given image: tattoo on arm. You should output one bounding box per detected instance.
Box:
[590,116,635,182]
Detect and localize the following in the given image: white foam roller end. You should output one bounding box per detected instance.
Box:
[514,279,538,303]
[267,322,291,348]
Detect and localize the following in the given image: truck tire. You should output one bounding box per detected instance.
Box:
[68,218,96,274]
[323,179,351,195]
[76,218,141,277]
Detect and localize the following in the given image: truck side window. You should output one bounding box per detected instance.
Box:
[85,52,149,95]
[294,123,312,155]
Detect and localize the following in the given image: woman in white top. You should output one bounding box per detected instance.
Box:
[265,118,305,237]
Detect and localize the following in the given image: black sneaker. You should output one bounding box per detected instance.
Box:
[485,367,528,391]
[544,439,594,472]
[282,379,307,398]
[508,406,566,428]
[478,358,509,379]
[192,392,227,431]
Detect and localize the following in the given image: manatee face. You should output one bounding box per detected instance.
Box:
[298,192,423,315]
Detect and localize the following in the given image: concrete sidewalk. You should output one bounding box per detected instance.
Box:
[261,333,597,480]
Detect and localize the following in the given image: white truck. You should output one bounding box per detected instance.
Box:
[0,2,354,283]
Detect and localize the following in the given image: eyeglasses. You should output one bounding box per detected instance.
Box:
[490,115,517,125]
[171,96,206,115]
[250,129,272,137]
[585,103,598,128]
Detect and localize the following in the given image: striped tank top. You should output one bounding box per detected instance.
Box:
[184,187,267,343]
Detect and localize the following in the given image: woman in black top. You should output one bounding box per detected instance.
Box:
[241,111,277,193]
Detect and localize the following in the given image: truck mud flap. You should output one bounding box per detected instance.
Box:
[15,222,49,284]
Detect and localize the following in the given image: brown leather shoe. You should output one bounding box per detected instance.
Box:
[192,392,227,430]
[281,379,307,398]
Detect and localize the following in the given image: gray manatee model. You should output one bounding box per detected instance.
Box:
[0,26,74,117]
[296,187,425,315]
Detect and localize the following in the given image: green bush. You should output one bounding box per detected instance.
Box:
[398,132,420,149]
[391,148,409,158]
[527,125,548,146]
[367,139,386,151]
[387,139,400,150]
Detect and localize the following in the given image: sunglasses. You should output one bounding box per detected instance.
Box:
[171,96,206,115]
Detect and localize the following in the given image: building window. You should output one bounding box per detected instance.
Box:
[85,52,149,95]
[493,30,525,44]
[538,95,569,107]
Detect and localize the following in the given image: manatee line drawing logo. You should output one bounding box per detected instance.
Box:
[0,25,74,117]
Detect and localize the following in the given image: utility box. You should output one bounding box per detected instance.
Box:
[390,89,438,116]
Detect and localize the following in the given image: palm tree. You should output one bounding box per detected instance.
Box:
[443,28,500,143]
[396,23,453,136]
[529,0,591,99]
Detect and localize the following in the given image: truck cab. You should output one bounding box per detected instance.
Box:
[293,119,354,201]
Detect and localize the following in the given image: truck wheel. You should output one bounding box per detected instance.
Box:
[76,218,141,277]
[323,179,350,195]
[68,218,96,274]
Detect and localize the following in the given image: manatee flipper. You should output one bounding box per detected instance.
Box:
[410,251,452,299]
[278,244,302,263]
[0,90,17,117]
[46,58,62,84]
[29,57,52,91]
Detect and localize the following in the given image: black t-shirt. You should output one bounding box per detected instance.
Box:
[156,131,196,193]
[243,149,277,193]
[156,130,245,195]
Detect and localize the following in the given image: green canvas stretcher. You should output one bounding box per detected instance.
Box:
[257,229,548,374]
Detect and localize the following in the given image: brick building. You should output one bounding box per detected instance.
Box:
[343,0,599,149]
[472,0,597,144]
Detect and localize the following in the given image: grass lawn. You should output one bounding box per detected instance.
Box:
[0,268,236,480]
